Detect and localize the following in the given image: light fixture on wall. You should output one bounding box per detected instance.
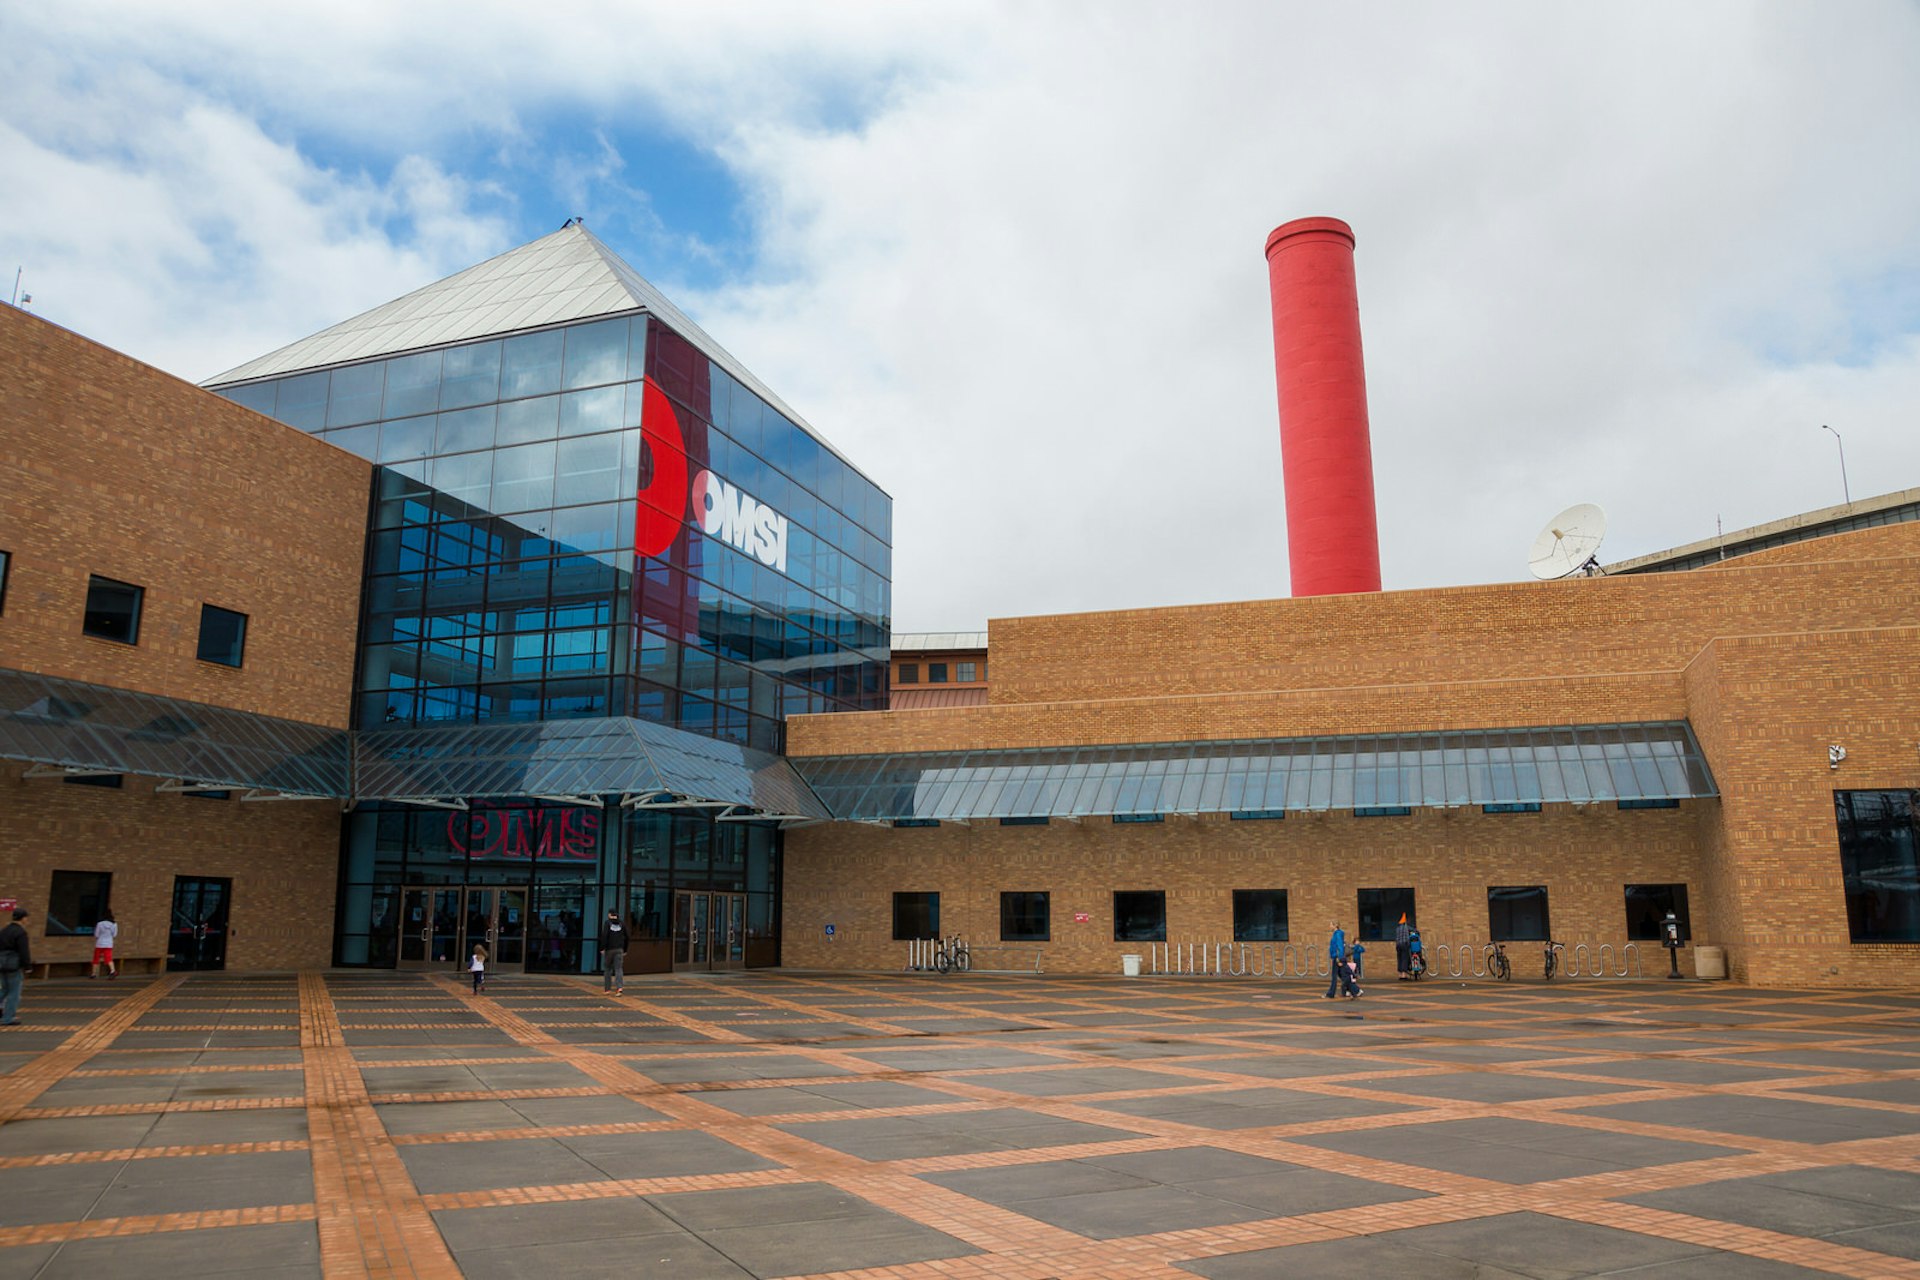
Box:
[1828,744,1847,770]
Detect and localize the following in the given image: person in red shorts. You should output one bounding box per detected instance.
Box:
[91,909,118,978]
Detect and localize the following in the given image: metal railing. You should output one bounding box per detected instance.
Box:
[903,936,1045,974]
[1148,937,1646,980]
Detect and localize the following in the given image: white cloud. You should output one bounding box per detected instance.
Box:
[4,1,1918,631]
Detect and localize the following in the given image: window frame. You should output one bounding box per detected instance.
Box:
[82,575,144,645]
[1488,885,1552,941]
[1624,883,1691,942]
[956,661,978,682]
[896,663,919,685]
[1835,789,1920,943]
[999,891,1050,942]
[928,662,949,684]
[46,869,112,937]
[196,603,250,668]
[1113,890,1167,942]
[891,891,940,941]
[1232,889,1289,941]
[0,547,10,613]
[1357,887,1416,941]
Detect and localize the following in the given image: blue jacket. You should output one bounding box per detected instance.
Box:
[1328,927,1345,960]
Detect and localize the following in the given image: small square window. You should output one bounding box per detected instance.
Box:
[928,662,949,683]
[1114,890,1167,941]
[196,604,249,667]
[1000,891,1050,941]
[46,869,111,936]
[1624,884,1690,941]
[83,575,143,644]
[1357,887,1415,941]
[956,661,978,682]
[0,548,11,613]
[892,892,940,940]
[1233,889,1289,941]
[897,663,919,684]
[1488,885,1551,941]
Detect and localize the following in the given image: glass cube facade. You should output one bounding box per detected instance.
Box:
[215,308,890,972]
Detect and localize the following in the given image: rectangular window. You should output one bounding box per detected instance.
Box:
[0,548,10,612]
[1233,889,1289,941]
[1000,891,1050,941]
[62,773,122,789]
[185,789,231,801]
[1835,789,1920,943]
[897,663,919,684]
[46,870,111,936]
[957,661,978,682]
[1624,883,1691,942]
[999,816,1048,826]
[1230,810,1287,821]
[83,575,143,644]
[1482,802,1541,814]
[892,892,940,940]
[1357,887,1416,941]
[928,662,949,683]
[1113,813,1164,824]
[1488,885,1551,941]
[1355,805,1412,818]
[892,818,939,828]
[1618,798,1679,810]
[1113,890,1167,942]
[196,604,249,667]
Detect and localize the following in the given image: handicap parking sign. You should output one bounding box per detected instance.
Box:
[824,923,836,937]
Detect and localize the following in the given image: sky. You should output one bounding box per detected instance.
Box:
[5,2,1919,632]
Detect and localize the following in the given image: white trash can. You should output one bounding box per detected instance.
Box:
[1121,954,1142,977]
[1694,945,1727,980]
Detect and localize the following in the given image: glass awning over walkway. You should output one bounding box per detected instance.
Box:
[0,668,349,798]
[792,722,1718,822]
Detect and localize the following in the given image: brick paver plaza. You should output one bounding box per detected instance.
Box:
[0,971,1917,1277]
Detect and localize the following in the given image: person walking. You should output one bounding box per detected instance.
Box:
[469,942,488,994]
[1,908,32,1026]
[600,908,628,995]
[91,909,118,979]
[1325,921,1346,999]
[1395,913,1413,980]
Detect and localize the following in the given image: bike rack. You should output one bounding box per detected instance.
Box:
[1570,941,1641,978]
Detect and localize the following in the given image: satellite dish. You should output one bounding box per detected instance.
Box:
[1528,503,1607,579]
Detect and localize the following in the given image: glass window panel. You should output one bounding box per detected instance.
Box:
[383,351,442,418]
[551,502,621,554]
[327,362,385,427]
[327,423,379,461]
[560,385,624,438]
[435,405,496,454]
[491,442,557,513]
[441,340,501,409]
[274,371,329,431]
[501,329,563,400]
[378,416,434,463]
[428,450,493,506]
[563,317,630,389]
[554,431,624,506]
[497,394,560,446]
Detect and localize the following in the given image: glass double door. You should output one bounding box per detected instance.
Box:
[399,886,527,971]
[673,891,744,971]
[169,877,231,971]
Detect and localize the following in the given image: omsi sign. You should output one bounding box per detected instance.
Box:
[691,470,788,572]
[634,376,789,572]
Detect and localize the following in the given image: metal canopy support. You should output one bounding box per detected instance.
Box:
[238,789,339,803]
[529,794,606,809]
[387,795,470,811]
[23,764,120,779]
[155,780,239,794]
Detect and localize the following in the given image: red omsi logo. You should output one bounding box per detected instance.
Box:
[634,378,789,573]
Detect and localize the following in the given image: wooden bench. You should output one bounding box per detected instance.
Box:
[32,956,166,980]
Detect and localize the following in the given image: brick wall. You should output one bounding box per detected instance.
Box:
[0,306,369,726]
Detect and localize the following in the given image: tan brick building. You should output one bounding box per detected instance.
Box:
[0,307,369,972]
[783,521,1920,986]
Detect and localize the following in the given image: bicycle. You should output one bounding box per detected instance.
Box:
[932,936,971,975]
[1487,941,1512,981]
[1543,939,1566,980]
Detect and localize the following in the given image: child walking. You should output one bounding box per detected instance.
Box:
[469,942,488,994]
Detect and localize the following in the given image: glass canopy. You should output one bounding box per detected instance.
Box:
[0,668,349,798]
[793,723,1718,822]
[353,716,829,819]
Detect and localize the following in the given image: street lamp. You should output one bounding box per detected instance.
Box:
[1821,424,1851,506]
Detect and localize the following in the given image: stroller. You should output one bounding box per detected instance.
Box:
[1408,928,1428,980]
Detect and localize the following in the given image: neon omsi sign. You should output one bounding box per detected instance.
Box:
[634,378,788,572]
[448,806,599,861]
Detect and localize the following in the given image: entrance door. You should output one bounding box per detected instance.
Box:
[673,891,745,971]
[168,877,232,971]
[395,887,526,972]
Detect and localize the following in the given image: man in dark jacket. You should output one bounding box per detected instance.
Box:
[600,908,628,995]
[0,908,31,1026]
[1395,914,1413,979]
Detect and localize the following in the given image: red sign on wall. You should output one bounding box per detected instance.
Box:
[1073,911,1091,924]
[448,807,599,862]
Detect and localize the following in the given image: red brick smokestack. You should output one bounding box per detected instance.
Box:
[1264,216,1382,596]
